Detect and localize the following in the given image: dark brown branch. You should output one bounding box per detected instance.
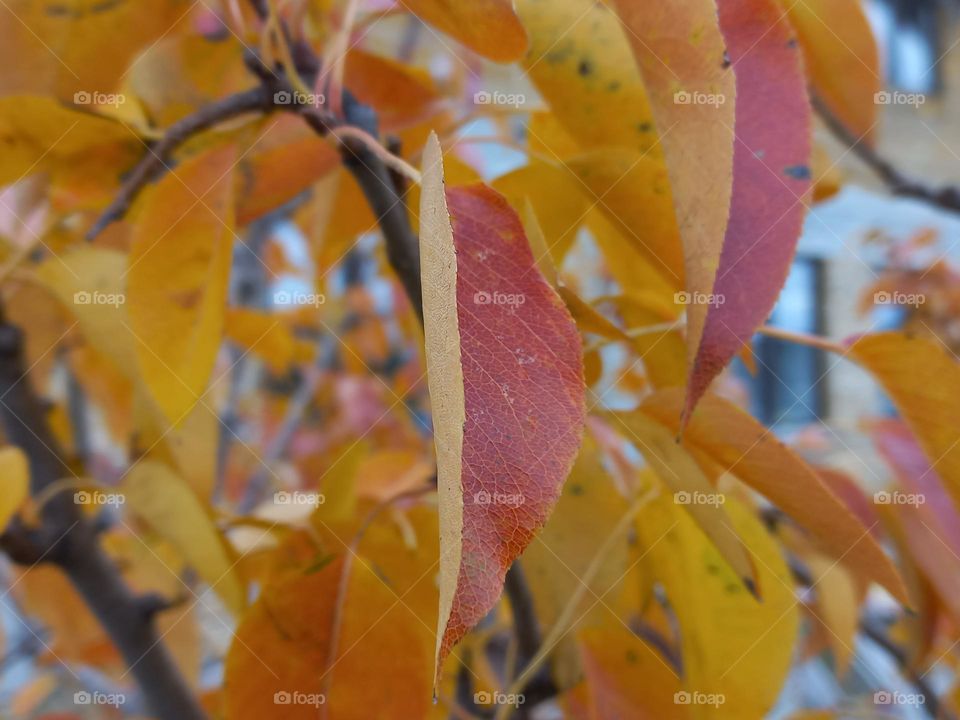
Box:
[86,85,278,241]
[337,93,423,322]
[0,317,207,720]
[813,94,960,213]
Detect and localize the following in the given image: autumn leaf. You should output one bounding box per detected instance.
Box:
[687,0,812,415]
[640,388,908,603]
[638,494,798,718]
[610,0,736,399]
[419,132,585,680]
[0,446,29,533]
[123,460,246,615]
[224,549,432,720]
[847,332,960,514]
[613,410,755,589]
[128,144,236,423]
[401,0,527,62]
[781,0,881,143]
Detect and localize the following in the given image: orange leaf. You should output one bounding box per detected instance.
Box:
[640,388,908,603]
[401,0,527,62]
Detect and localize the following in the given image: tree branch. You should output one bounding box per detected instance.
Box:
[813,94,960,214]
[86,85,278,241]
[0,316,207,720]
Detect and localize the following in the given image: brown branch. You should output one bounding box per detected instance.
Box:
[813,94,960,214]
[86,85,278,242]
[0,316,207,720]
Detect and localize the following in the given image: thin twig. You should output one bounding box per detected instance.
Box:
[813,94,960,214]
[85,85,277,242]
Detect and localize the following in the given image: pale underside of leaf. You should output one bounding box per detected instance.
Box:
[419,131,465,684]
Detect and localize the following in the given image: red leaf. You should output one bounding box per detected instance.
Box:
[687,0,812,416]
[419,134,585,680]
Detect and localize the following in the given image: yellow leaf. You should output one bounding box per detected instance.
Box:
[0,0,192,100]
[806,552,859,676]
[782,0,881,143]
[0,447,29,532]
[515,0,658,152]
[522,435,631,686]
[847,332,960,515]
[35,247,137,377]
[639,495,798,718]
[224,308,316,374]
[123,460,245,615]
[641,388,908,603]
[128,144,236,423]
[614,410,755,588]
